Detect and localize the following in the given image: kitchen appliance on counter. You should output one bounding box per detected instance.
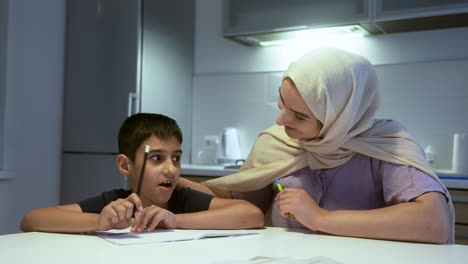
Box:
[453,132,468,174]
[216,127,242,165]
[196,135,219,165]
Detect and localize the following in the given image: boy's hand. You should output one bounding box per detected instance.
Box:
[131,205,176,232]
[97,193,143,231]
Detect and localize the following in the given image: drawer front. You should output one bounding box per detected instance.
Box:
[455,224,468,245]
[453,202,468,224]
[450,189,468,225]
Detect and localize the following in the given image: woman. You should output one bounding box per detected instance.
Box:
[180,47,453,243]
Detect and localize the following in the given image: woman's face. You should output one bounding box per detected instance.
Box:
[276,78,321,140]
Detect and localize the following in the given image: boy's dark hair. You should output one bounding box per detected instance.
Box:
[118,113,183,162]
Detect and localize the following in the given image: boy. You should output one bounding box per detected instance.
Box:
[20,113,264,233]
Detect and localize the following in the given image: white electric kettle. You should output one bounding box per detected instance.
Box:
[216,127,242,165]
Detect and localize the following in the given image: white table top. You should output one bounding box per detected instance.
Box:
[1,227,467,264]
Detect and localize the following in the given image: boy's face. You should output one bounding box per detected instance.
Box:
[126,136,182,207]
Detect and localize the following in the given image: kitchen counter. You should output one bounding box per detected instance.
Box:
[181,164,239,177]
[436,170,468,189]
[182,164,468,189]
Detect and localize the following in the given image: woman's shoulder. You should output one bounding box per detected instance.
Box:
[352,153,435,181]
[342,153,411,179]
[345,153,381,169]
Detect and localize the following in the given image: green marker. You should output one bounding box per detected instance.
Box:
[275,178,295,219]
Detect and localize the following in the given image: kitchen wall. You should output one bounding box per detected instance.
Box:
[191,0,468,171]
[0,0,65,234]
[0,0,7,171]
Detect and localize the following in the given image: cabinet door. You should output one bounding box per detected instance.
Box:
[140,0,194,163]
[224,0,371,36]
[61,153,127,204]
[63,0,140,153]
[375,0,468,20]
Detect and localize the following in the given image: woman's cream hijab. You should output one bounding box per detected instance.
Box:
[205,47,454,242]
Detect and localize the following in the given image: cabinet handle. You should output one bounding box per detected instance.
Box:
[127,92,140,117]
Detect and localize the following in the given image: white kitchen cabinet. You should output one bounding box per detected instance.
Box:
[224,0,370,36]
[375,0,468,20]
[224,0,468,45]
[140,1,194,163]
[62,154,126,204]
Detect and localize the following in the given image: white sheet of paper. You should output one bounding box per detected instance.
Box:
[95,228,260,246]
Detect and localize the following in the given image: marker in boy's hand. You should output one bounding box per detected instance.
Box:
[132,144,150,219]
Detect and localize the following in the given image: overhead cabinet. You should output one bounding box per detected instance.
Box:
[224,0,468,45]
[372,0,468,34]
[224,0,370,36]
[375,0,468,20]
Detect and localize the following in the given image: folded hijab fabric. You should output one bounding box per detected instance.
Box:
[204,47,455,243]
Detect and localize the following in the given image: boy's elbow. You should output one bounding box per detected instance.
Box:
[253,206,265,227]
[242,202,265,228]
[20,207,50,232]
[20,211,36,232]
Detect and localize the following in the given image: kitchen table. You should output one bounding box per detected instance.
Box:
[1,227,467,264]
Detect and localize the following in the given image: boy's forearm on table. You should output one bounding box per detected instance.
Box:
[20,207,100,233]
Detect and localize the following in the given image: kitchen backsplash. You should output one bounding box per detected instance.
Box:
[191,59,468,170]
[191,72,280,164]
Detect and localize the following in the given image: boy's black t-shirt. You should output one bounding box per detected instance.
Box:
[77,187,214,214]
